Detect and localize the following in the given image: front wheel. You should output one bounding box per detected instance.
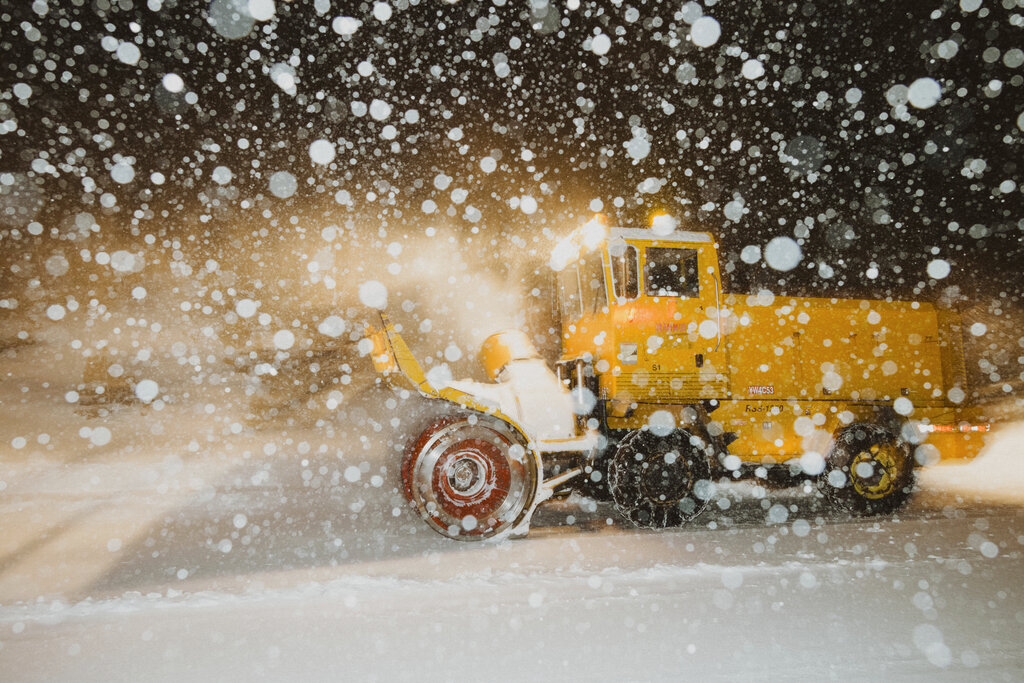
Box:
[402,413,539,541]
[608,428,711,529]
[821,423,915,514]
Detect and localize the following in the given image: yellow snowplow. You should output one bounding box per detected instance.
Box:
[370,217,989,540]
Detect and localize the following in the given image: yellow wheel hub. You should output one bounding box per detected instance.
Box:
[850,443,903,500]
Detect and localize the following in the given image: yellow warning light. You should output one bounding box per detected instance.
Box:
[649,210,678,235]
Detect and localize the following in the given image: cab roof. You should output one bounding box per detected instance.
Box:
[549,219,714,271]
[608,227,714,244]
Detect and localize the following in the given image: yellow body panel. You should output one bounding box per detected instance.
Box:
[556,229,986,462]
[726,296,946,405]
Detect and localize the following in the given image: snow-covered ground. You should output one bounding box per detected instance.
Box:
[1,338,1023,681]
[3,1,1022,679]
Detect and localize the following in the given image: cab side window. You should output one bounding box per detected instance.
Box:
[644,247,699,298]
[581,252,608,315]
[558,264,582,321]
[612,245,639,300]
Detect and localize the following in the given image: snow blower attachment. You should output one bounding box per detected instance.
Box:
[369,313,592,540]
[370,217,989,541]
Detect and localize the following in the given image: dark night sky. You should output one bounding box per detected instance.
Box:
[1,0,1022,303]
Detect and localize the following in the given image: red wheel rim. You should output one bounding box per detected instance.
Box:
[402,415,535,539]
[431,438,512,527]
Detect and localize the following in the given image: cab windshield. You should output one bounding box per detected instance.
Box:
[644,247,699,298]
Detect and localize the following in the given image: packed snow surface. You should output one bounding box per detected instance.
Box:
[0,337,1021,681]
[1,1,1022,680]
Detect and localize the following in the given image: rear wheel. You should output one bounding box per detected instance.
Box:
[822,423,915,514]
[402,413,538,540]
[608,428,711,529]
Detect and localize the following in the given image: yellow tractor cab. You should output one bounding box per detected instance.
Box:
[370,216,989,540]
[549,216,729,422]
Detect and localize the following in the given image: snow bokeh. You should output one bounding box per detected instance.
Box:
[0,0,1022,680]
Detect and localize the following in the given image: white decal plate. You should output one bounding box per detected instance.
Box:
[619,342,638,365]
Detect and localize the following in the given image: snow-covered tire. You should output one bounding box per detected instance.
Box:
[821,423,915,515]
[608,428,710,529]
[402,413,539,541]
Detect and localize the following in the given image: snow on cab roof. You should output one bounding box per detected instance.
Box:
[609,227,714,243]
[550,219,714,271]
